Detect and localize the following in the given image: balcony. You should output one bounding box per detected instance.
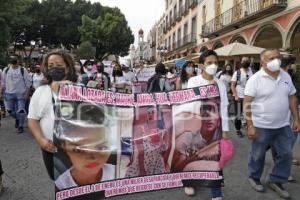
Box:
[167,22,171,30]
[171,15,176,26]
[177,38,182,48]
[202,0,287,38]
[189,0,198,9]
[182,2,189,16]
[163,26,167,34]
[172,42,177,50]
[177,7,182,21]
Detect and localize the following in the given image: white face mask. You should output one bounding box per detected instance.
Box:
[74,65,81,72]
[87,65,93,71]
[186,67,194,75]
[266,58,281,72]
[205,64,218,76]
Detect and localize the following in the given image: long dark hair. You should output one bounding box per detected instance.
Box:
[220,64,233,76]
[41,49,77,84]
[180,61,196,83]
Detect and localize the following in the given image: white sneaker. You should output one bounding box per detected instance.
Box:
[184,187,195,196]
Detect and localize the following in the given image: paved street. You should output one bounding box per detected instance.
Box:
[0,116,299,200]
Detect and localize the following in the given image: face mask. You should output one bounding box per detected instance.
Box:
[48,67,65,81]
[35,69,41,73]
[241,61,250,68]
[205,64,218,76]
[74,65,81,72]
[87,65,93,71]
[267,59,281,72]
[186,67,194,75]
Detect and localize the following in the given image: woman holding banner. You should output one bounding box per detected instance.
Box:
[28,49,77,180]
[185,50,232,200]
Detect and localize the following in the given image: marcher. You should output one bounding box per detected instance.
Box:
[218,64,233,93]
[244,49,300,199]
[111,62,126,92]
[74,60,85,84]
[175,61,196,90]
[32,64,44,90]
[231,57,253,137]
[0,56,31,133]
[147,63,174,93]
[186,50,230,200]
[28,49,77,180]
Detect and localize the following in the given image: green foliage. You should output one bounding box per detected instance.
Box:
[0,0,133,63]
[76,41,96,59]
[79,7,134,60]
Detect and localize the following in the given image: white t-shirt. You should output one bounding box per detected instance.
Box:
[55,164,115,190]
[32,73,44,89]
[219,74,232,93]
[187,74,229,131]
[244,69,296,129]
[28,85,56,141]
[123,71,135,83]
[231,68,253,98]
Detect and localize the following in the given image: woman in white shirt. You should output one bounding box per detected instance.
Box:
[28,49,77,180]
[218,64,233,93]
[176,61,196,90]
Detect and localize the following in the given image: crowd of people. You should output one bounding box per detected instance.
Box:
[0,48,299,200]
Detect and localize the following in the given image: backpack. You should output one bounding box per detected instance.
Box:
[4,66,25,77]
[4,66,26,86]
[147,75,166,93]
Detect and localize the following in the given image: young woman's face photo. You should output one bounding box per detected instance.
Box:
[64,127,111,174]
[200,103,220,132]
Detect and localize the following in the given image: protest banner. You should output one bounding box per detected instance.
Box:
[135,67,156,82]
[54,84,224,200]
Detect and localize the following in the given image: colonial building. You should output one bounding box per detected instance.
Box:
[162,0,204,60]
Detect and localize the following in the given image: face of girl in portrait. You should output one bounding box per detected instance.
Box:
[64,126,111,175]
[147,108,157,122]
[47,55,68,82]
[200,103,220,133]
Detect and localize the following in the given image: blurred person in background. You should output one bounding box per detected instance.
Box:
[218,64,233,93]
[176,61,196,90]
[0,56,31,133]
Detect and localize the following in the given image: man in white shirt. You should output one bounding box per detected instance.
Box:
[231,57,253,137]
[244,49,300,199]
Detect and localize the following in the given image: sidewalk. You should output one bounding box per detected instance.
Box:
[0,116,299,200]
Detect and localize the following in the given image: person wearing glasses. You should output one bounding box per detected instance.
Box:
[231,57,253,137]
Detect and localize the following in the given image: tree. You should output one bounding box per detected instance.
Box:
[79,7,134,60]
[76,41,96,59]
[0,0,33,64]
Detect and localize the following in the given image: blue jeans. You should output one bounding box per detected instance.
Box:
[5,93,26,128]
[211,187,222,198]
[248,126,293,184]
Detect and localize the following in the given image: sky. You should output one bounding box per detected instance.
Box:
[91,0,165,45]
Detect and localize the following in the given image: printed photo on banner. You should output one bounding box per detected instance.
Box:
[53,102,118,191]
[171,99,221,172]
[122,106,173,178]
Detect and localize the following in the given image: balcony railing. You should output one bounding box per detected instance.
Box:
[171,15,176,26]
[172,42,177,50]
[177,7,182,21]
[182,1,189,16]
[202,0,287,37]
[189,0,198,9]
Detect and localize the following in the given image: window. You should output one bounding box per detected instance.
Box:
[191,16,197,41]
